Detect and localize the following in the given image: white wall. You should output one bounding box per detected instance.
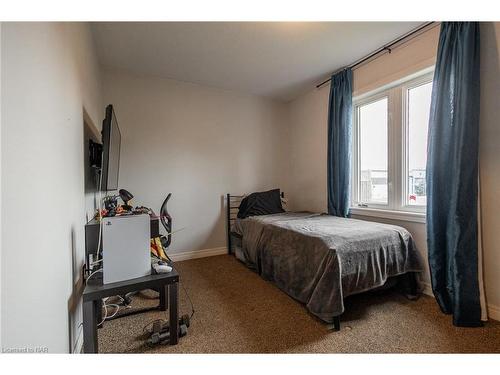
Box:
[102,68,289,255]
[1,22,102,352]
[286,23,500,318]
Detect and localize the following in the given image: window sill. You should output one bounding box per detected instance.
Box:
[349,207,426,224]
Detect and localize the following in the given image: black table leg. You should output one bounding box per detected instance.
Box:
[83,299,100,353]
[96,299,102,328]
[159,285,169,311]
[169,282,179,345]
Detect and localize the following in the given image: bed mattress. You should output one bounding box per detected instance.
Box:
[233,212,422,323]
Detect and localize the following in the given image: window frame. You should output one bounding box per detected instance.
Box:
[352,91,392,210]
[350,68,434,222]
[401,74,434,212]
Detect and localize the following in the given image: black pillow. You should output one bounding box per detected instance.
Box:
[237,189,285,219]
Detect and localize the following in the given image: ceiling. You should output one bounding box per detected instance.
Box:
[91,22,423,102]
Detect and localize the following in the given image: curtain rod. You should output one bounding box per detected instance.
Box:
[315,22,438,89]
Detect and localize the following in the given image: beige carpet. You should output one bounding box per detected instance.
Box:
[98,255,500,353]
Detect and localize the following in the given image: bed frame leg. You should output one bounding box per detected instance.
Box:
[332,316,341,331]
[408,272,418,298]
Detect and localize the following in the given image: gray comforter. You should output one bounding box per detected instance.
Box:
[233,212,422,323]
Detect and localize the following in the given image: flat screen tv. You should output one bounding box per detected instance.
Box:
[101,104,121,191]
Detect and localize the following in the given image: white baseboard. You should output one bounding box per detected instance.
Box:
[421,282,499,322]
[169,246,227,262]
[487,304,500,321]
[421,281,434,297]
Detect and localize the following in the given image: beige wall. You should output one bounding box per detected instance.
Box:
[286,23,500,318]
[102,68,290,256]
[479,22,500,317]
[287,86,329,214]
[353,25,440,96]
[1,22,102,352]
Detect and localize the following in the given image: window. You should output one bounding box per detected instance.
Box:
[358,97,388,205]
[352,70,433,219]
[406,81,432,206]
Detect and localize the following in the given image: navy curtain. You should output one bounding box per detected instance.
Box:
[327,69,352,217]
[426,22,482,327]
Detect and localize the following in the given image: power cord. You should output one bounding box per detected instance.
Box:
[180,281,195,320]
[86,268,102,283]
[104,303,121,320]
[99,301,109,326]
[98,299,123,326]
[141,279,196,335]
[142,319,165,334]
[152,252,195,319]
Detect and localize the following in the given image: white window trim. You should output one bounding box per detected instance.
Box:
[352,91,392,211]
[350,207,426,224]
[351,67,434,223]
[400,73,434,212]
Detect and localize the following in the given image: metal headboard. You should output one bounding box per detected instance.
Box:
[225,191,285,255]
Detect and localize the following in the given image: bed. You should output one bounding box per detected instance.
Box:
[226,191,423,330]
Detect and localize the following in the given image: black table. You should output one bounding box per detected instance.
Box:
[82,268,179,353]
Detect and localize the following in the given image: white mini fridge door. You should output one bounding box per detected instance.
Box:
[102,214,151,284]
